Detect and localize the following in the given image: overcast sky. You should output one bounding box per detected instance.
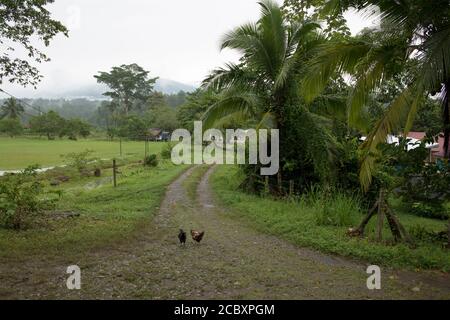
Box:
[1,0,378,98]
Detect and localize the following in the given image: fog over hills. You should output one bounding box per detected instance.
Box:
[1,78,196,100]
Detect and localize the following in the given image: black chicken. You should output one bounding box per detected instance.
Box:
[178,229,186,245]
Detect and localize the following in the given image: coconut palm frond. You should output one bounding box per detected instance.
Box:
[359,87,417,191]
[202,63,251,91]
[210,111,251,130]
[297,110,337,181]
[347,41,406,125]
[418,25,450,92]
[308,93,347,120]
[288,21,322,52]
[256,111,277,130]
[301,40,373,102]
[202,89,260,130]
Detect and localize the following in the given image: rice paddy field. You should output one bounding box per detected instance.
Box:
[0,137,164,170]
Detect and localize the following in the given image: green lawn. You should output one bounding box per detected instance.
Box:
[211,165,450,271]
[0,161,188,259]
[0,137,164,170]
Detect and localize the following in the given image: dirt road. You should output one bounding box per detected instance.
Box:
[0,166,449,299]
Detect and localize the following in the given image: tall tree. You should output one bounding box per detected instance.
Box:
[0,98,24,119]
[202,0,339,192]
[0,118,23,137]
[177,89,219,132]
[282,0,350,38]
[29,110,64,140]
[0,0,68,87]
[94,64,158,115]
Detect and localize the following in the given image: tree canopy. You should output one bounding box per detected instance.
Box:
[94,64,158,115]
[0,98,24,119]
[0,0,68,87]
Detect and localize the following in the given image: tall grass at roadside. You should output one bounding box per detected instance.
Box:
[210,165,450,271]
[300,186,363,227]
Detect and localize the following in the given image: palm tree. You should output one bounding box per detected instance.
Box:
[0,98,24,120]
[302,0,450,191]
[202,0,338,191]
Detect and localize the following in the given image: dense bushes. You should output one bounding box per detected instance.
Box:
[0,166,58,229]
[29,111,91,140]
[391,144,450,220]
[401,165,450,218]
[0,119,23,137]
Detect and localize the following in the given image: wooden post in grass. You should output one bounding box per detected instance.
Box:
[144,137,148,159]
[264,176,269,194]
[376,189,385,242]
[348,188,413,245]
[113,159,117,187]
[289,180,294,197]
[277,171,282,195]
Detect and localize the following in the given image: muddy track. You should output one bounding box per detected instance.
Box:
[0,166,449,299]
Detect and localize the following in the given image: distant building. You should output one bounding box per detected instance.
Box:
[406,132,448,162]
[146,128,171,142]
[361,132,443,162]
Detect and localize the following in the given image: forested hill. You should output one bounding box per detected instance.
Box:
[0,90,189,125]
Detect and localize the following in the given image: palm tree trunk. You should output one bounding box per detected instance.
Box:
[439,79,450,247]
[443,81,450,159]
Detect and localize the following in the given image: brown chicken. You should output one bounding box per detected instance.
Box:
[191,230,205,243]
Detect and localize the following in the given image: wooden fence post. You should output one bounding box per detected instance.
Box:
[144,138,148,159]
[264,176,269,194]
[113,159,117,187]
[289,180,294,197]
[376,189,385,242]
[277,171,282,195]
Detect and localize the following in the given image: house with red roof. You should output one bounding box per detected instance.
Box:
[407,132,446,162]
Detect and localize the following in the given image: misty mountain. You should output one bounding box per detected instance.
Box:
[154,79,196,94]
[2,78,196,100]
[57,78,196,99]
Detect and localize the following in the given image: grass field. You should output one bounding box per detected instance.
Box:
[211,166,450,271]
[0,161,188,259]
[0,137,165,170]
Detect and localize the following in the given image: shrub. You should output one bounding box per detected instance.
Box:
[410,202,449,220]
[0,166,58,229]
[399,160,450,220]
[161,142,174,160]
[409,224,448,245]
[144,154,158,167]
[62,149,97,173]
